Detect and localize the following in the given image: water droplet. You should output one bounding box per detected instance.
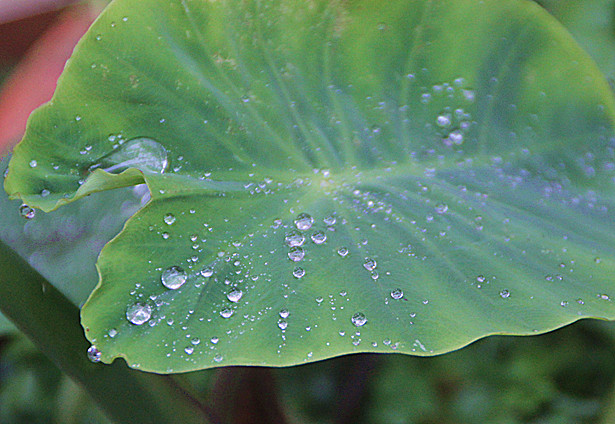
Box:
[436,114,451,128]
[108,328,118,338]
[88,137,168,175]
[435,203,448,214]
[476,275,485,283]
[227,288,243,303]
[161,266,187,290]
[351,312,367,327]
[499,290,510,299]
[294,213,314,231]
[164,213,176,225]
[311,231,327,245]
[213,354,223,363]
[337,247,349,257]
[285,230,305,247]
[29,160,38,168]
[279,308,290,319]
[220,308,234,318]
[126,302,152,325]
[363,258,377,271]
[324,215,337,226]
[292,267,305,279]
[87,346,101,363]
[191,337,201,345]
[184,346,194,355]
[448,130,464,145]
[201,267,214,278]
[288,246,305,262]
[391,289,404,300]
[462,89,475,102]
[211,337,219,344]
[278,320,288,330]
[19,204,35,219]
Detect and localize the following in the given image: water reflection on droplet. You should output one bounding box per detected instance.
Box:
[126,302,152,325]
[161,266,187,290]
[88,137,168,175]
[87,346,101,363]
[351,312,367,327]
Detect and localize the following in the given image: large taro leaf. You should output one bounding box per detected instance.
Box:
[4,0,615,372]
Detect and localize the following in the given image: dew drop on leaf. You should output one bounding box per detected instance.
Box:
[220,308,234,318]
[184,346,194,355]
[161,266,187,290]
[391,289,404,300]
[311,231,327,245]
[201,267,214,278]
[337,247,349,257]
[351,312,367,327]
[227,288,243,303]
[108,328,118,338]
[279,308,290,319]
[214,354,223,363]
[126,302,151,325]
[288,246,305,262]
[323,215,337,226]
[163,213,176,225]
[285,230,305,247]
[435,203,448,214]
[19,204,35,219]
[292,267,305,279]
[294,213,314,231]
[278,320,288,330]
[87,345,101,363]
[363,258,377,271]
[500,290,511,299]
[88,137,168,174]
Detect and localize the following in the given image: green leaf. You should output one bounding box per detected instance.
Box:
[535,0,615,83]
[5,0,615,372]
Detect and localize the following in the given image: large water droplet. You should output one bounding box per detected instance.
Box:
[279,308,290,319]
[161,266,187,290]
[285,230,305,247]
[391,289,404,300]
[19,204,35,219]
[288,246,305,262]
[294,213,314,231]
[292,267,305,279]
[227,288,243,303]
[87,346,101,363]
[363,258,377,271]
[311,231,327,245]
[126,302,151,325]
[164,213,176,225]
[435,203,448,214]
[323,215,336,226]
[278,320,288,330]
[201,267,214,278]
[220,308,234,318]
[351,312,367,327]
[88,137,168,174]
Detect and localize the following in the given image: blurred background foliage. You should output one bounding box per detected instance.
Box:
[1,0,615,423]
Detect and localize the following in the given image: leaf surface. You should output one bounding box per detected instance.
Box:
[5,0,615,372]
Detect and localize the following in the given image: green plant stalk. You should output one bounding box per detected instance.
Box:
[0,239,215,424]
